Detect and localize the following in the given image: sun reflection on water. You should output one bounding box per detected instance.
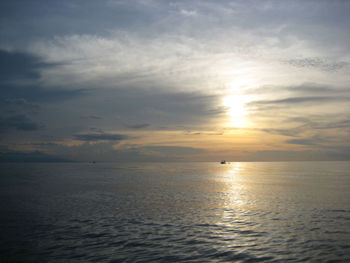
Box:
[220,162,247,210]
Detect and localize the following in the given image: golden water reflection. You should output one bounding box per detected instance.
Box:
[216,161,350,215]
[221,162,248,209]
[217,162,280,213]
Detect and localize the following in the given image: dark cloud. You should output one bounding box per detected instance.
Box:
[1,1,350,61]
[3,98,40,113]
[246,84,350,116]
[0,114,43,132]
[258,127,303,137]
[0,50,42,82]
[125,123,150,129]
[286,138,320,146]
[184,131,223,136]
[1,84,87,103]
[89,88,223,128]
[284,58,348,72]
[248,96,349,106]
[312,119,350,130]
[287,84,346,95]
[0,98,40,119]
[74,133,128,141]
[286,117,350,130]
[257,116,350,142]
[0,0,158,45]
[0,49,86,103]
[185,131,202,135]
[31,142,59,147]
[0,49,61,84]
[246,83,349,97]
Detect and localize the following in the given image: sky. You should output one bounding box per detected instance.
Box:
[0,0,349,162]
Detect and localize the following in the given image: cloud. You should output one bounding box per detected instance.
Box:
[180,9,197,17]
[75,88,223,129]
[184,131,223,136]
[0,114,43,132]
[0,98,40,117]
[1,85,87,103]
[286,137,320,146]
[248,96,349,106]
[245,84,350,98]
[0,49,61,86]
[0,49,86,103]
[0,49,42,82]
[258,127,303,137]
[286,117,350,130]
[286,84,349,95]
[74,133,128,141]
[31,142,59,147]
[4,98,40,112]
[125,123,150,129]
[283,58,348,72]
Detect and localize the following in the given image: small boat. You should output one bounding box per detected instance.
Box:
[220,160,226,164]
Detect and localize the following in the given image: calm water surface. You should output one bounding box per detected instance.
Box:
[1,162,350,262]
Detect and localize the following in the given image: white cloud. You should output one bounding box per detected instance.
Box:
[180,9,197,17]
[29,26,348,96]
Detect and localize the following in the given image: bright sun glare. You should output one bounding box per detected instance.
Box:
[223,77,255,128]
[223,95,247,128]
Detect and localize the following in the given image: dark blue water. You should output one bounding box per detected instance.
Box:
[1,162,350,262]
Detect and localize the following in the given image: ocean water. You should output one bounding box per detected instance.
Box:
[0,162,350,262]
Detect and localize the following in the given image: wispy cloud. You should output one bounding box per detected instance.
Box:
[248,96,349,106]
[0,114,43,132]
[125,123,150,129]
[74,133,128,141]
[283,58,348,72]
[286,137,323,146]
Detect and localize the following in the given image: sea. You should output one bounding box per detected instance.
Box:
[0,161,350,262]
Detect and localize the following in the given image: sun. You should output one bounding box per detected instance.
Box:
[221,76,256,128]
[223,95,248,128]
